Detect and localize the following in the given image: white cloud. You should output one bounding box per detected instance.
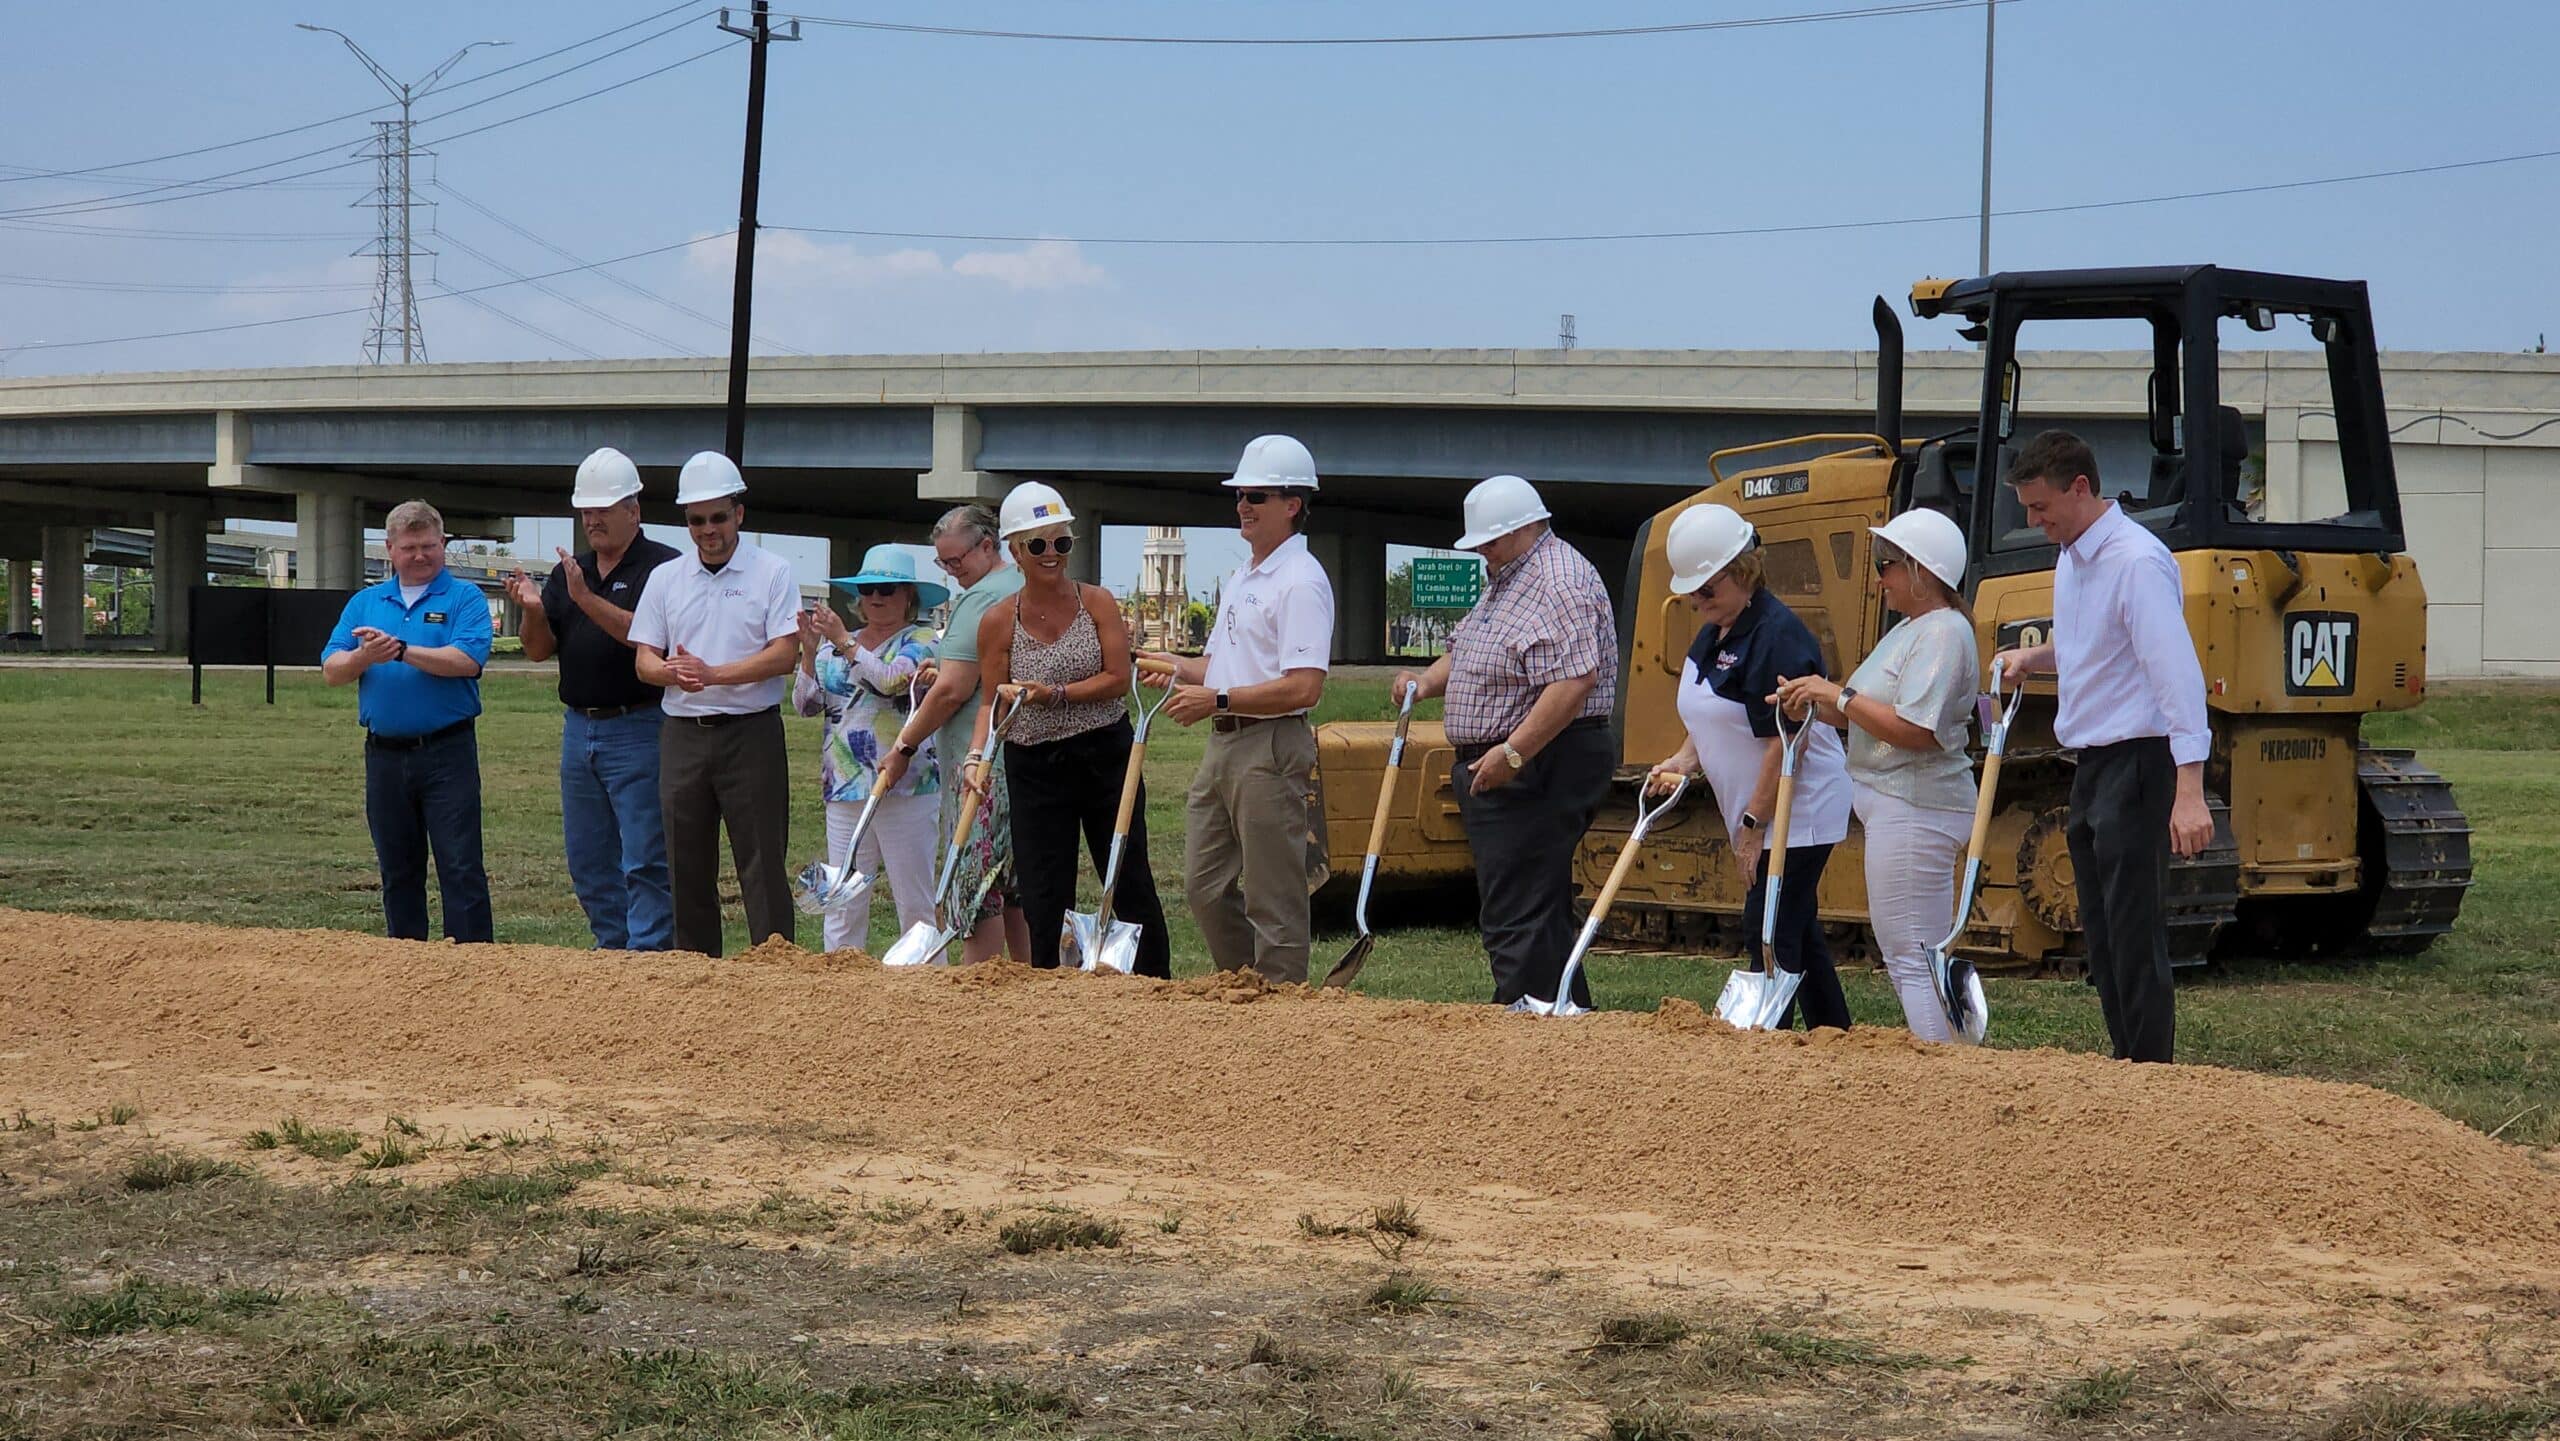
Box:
[689,229,1104,294]
[951,238,1104,292]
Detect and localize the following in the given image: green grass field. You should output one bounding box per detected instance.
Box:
[1,667,2553,1146]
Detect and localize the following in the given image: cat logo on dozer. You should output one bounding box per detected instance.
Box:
[2286,612,2357,696]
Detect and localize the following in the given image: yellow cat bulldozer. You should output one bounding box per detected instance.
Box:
[1317,266,2471,969]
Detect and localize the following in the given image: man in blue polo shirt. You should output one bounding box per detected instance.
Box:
[322,500,496,943]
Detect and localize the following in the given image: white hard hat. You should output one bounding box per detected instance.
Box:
[1227,434,1319,492]
[570,447,643,509]
[1871,508,1968,591]
[1665,504,1756,595]
[1454,474,1551,550]
[674,451,746,506]
[999,480,1076,538]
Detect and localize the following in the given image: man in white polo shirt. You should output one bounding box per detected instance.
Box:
[1145,434,1335,983]
[1991,430,2213,1063]
[628,451,802,956]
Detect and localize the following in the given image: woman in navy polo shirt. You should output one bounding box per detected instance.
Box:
[1644,504,1853,1029]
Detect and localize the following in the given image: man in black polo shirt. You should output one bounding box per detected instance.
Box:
[508,447,681,951]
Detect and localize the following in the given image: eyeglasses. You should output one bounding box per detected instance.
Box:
[1237,490,1274,506]
[1874,556,1905,574]
[856,584,904,598]
[1022,534,1075,557]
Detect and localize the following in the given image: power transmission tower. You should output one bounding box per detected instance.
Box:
[1558,314,1576,352]
[299,24,507,363]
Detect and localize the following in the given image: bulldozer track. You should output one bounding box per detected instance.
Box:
[2164,797,2241,967]
[2352,748,2473,953]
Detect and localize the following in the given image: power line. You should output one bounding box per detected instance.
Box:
[433,225,694,353]
[0,230,732,356]
[767,141,2560,249]
[0,28,734,222]
[0,219,372,243]
[0,2,712,186]
[0,272,370,295]
[431,279,605,359]
[776,0,2006,45]
[433,179,809,354]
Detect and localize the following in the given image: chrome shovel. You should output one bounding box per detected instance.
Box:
[1513,775,1689,1017]
[1322,680,1420,989]
[881,686,1029,968]
[1064,657,1179,974]
[1716,702,1814,1031]
[1929,668,2027,1045]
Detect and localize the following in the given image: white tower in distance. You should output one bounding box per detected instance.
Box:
[1138,526,1188,649]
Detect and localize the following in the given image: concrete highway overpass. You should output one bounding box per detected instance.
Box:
[3,347,2557,673]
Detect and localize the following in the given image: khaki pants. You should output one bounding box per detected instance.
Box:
[1185,716,1323,983]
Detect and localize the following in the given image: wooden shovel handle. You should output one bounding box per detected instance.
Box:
[1763,769,1801,889]
[1112,740,1148,836]
[1966,750,2006,866]
[947,756,989,850]
[1587,823,1648,926]
[1361,760,1400,856]
[1135,656,1180,681]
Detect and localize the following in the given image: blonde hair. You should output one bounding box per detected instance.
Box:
[384,500,444,538]
[1714,548,1764,593]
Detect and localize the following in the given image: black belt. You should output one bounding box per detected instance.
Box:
[1210,713,1273,734]
[570,702,652,720]
[366,718,473,751]
[674,705,777,728]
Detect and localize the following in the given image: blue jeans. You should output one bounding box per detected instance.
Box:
[562,707,672,951]
[363,723,494,943]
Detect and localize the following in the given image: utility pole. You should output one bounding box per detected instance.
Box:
[300,25,506,363]
[1977,0,1996,277]
[717,3,800,463]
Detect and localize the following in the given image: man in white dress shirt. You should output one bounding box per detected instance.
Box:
[1991,430,2213,1062]
[628,451,803,957]
[1144,435,1335,983]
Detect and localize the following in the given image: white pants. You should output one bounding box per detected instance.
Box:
[1853,782,1972,1043]
[825,790,939,954]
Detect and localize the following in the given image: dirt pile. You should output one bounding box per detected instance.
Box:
[5,907,2555,1275]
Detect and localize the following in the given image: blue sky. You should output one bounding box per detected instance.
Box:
[8,0,2559,589]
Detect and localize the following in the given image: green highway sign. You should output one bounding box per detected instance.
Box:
[1410,556,1483,609]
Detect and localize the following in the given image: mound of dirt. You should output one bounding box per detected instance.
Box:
[5,908,2555,1280]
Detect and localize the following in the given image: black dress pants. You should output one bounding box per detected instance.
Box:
[1452,720,1615,1007]
[2067,736,2177,1062]
[659,707,792,958]
[1005,719,1172,977]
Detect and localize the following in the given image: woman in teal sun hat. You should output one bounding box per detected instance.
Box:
[791,543,949,953]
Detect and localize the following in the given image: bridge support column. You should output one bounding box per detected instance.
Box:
[152,510,207,653]
[296,491,362,590]
[1306,527,1387,662]
[4,541,32,635]
[41,525,86,651]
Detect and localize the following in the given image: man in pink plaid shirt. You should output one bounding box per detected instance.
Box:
[1394,475,1619,1009]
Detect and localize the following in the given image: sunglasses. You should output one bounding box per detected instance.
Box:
[1237,489,1303,507]
[856,584,905,598]
[1021,535,1075,557]
[1874,555,1905,574]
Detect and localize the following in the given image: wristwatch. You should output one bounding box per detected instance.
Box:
[1215,690,1231,713]
[1500,742,1526,770]
[1740,811,1763,831]
[894,739,918,758]
[1836,685,1859,714]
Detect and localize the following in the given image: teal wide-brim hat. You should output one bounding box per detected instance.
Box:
[828,543,949,609]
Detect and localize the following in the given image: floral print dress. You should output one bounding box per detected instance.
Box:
[792,623,941,803]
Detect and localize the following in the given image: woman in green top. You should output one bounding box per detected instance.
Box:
[1774,509,1980,1040]
[877,505,1029,964]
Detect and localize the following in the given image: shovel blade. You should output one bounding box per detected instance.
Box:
[1089,920,1142,975]
[1060,910,1100,971]
[880,919,955,969]
[1321,932,1376,989]
[1716,967,1802,1031]
[1936,952,1989,1045]
[792,860,845,916]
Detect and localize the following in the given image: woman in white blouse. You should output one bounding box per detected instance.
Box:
[1773,509,1981,1040]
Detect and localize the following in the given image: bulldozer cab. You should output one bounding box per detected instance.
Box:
[1910,266,2409,580]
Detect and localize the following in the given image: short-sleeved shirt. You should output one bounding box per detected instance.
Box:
[321,569,494,738]
[1677,584,1850,847]
[541,537,679,711]
[1443,530,1618,746]
[626,540,799,717]
[1203,533,1334,712]
[1841,606,1980,815]
[933,563,1024,768]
